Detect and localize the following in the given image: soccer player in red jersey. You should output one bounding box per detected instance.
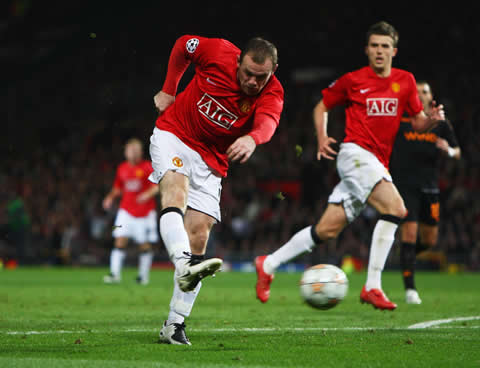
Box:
[102,138,159,285]
[150,36,284,344]
[255,21,445,310]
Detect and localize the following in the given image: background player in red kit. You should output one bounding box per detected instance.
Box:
[255,21,445,310]
[102,138,159,285]
[150,36,283,344]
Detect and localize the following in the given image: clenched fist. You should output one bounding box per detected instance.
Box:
[154,91,175,115]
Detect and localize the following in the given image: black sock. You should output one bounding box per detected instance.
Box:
[400,242,416,290]
[416,242,430,255]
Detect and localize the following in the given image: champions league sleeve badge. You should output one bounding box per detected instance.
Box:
[186,38,200,53]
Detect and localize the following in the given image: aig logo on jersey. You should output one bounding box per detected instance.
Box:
[366,98,398,116]
[197,93,238,130]
[125,179,141,192]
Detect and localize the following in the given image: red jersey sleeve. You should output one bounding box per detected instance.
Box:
[112,166,123,190]
[162,35,215,95]
[321,73,351,110]
[249,82,284,144]
[404,73,423,116]
[248,113,278,145]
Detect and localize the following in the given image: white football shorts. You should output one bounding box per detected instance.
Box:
[148,128,222,222]
[112,209,159,244]
[328,142,392,223]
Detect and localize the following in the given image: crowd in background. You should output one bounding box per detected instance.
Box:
[2,98,479,271]
[2,2,479,271]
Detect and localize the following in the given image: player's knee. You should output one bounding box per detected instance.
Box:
[139,243,152,252]
[401,225,417,243]
[315,223,341,241]
[390,199,408,219]
[114,237,128,249]
[160,179,188,210]
[161,188,187,210]
[160,172,189,210]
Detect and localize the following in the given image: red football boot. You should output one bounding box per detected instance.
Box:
[360,286,397,310]
[255,256,274,303]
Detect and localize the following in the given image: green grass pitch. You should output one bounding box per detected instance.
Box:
[1,267,479,367]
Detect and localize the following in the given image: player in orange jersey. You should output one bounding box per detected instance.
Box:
[390,81,460,304]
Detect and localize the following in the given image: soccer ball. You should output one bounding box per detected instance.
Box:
[300,264,348,310]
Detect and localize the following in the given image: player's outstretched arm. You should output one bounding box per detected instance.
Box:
[314,100,337,160]
[411,100,445,133]
[103,187,122,210]
[137,184,160,204]
[436,138,461,160]
[154,36,195,114]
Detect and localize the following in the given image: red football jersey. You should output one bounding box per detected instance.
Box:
[113,160,156,217]
[156,35,284,176]
[322,66,423,168]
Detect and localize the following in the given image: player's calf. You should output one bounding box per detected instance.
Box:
[104,246,126,284]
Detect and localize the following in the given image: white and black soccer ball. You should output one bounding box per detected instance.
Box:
[300,264,348,310]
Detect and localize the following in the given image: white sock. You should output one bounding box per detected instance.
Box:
[110,248,126,278]
[166,310,185,326]
[365,219,398,291]
[138,251,153,280]
[263,226,318,274]
[159,210,191,269]
[167,273,202,324]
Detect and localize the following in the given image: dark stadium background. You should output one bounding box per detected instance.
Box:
[1,1,479,271]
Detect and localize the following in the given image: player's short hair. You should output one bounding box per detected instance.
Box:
[416,80,433,95]
[240,37,278,66]
[126,138,143,149]
[416,80,429,87]
[366,21,399,48]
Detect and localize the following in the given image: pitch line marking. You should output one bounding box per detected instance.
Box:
[407,316,480,329]
[5,328,376,335]
[4,324,480,336]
